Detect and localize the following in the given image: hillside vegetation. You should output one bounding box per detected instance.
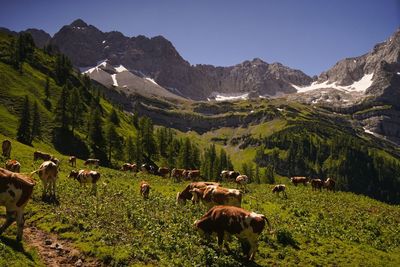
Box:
[1,134,400,266]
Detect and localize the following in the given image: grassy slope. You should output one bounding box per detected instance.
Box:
[1,133,399,266]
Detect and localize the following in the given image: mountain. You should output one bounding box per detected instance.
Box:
[23,28,51,48]
[46,19,311,100]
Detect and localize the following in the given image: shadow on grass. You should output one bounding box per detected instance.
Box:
[0,235,35,262]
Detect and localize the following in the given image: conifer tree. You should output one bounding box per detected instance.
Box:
[44,76,50,100]
[68,87,84,133]
[54,83,70,129]
[31,101,41,141]
[125,136,135,163]
[16,96,31,145]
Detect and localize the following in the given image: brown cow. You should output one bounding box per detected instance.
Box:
[184,169,200,180]
[5,159,21,173]
[33,161,58,200]
[68,170,101,194]
[69,156,76,167]
[324,178,336,192]
[140,181,151,199]
[194,205,272,261]
[235,175,249,191]
[84,159,100,168]
[176,181,220,204]
[2,140,11,158]
[272,184,287,198]
[0,168,35,241]
[190,186,242,209]
[290,176,308,186]
[33,151,52,162]
[310,179,324,191]
[171,168,186,182]
[121,163,137,172]
[158,167,170,177]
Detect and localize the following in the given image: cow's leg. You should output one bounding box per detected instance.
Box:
[52,180,57,200]
[15,209,24,241]
[0,210,16,235]
[217,231,225,252]
[42,179,48,199]
[247,236,258,261]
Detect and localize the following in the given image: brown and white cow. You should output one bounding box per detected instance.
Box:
[184,169,200,180]
[84,159,100,168]
[235,175,249,191]
[31,161,58,200]
[140,181,151,199]
[2,140,11,158]
[121,163,137,172]
[69,156,76,167]
[33,151,52,162]
[190,185,242,209]
[290,176,308,186]
[310,179,324,191]
[158,167,170,177]
[194,205,272,261]
[228,171,241,180]
[50,157,60,168]
[5,159,21,173]
[171,168,186,182]
[0,168,35,241]
[68,169,100,194]
[272,184,287,198]
[324,178,336,192]
[220,170,229,180]
[176,181,220,204]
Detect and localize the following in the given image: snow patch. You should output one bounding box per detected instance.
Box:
[145,77,158,85]
[293,73,374,93]
[82,60,108,74]
[214,93,249,101]
[363,127,376,136]
[397,72,400,76]
[102,40,106,44]
[111,74,118,86]
[115,65,128,73]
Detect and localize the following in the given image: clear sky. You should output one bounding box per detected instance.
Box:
[0,0,398,76]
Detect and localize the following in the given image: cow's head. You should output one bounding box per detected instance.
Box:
[176,192,185,205]
[68,170,78,179]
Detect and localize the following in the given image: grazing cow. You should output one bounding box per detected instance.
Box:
[84,159,100,168]
[190,185,242,209]
[140,181,151,199]
[158,167,170,177]
[184,170,200,180]
[69,156,76,167]
[324,178,336,192]
[32,161,58,200]
[176,182,220,204]
[5,160,21,173]
[2,140,11,158]
[310,179,324,191]
[171,168,186,182]
[272,184,287,198]
[68,170,101,194]
[33,151,52,162]
[235,175,249,191]
[290,176,308,186]
[228,171,241,180]
[194,205,272,261]
[0,168,35,241]
[220,170,230,180]
[121,163,137,172]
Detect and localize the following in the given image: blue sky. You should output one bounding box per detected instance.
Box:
[0,0,398,75]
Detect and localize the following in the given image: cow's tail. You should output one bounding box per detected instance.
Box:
[29,167,45,177]
[262,215,274,234]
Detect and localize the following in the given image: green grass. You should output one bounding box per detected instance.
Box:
[1,134,399,266]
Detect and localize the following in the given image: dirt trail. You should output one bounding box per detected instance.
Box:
[24,226,102,267]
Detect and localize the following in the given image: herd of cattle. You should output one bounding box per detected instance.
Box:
[0,139,336,261]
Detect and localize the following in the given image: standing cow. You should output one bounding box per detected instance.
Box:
[272,184,287,198]
[194,205,272,261]
[2,140,11,158]
[31,161,59,201]
[324,178,336,192]
[176,182,220,204]
[69,156,76,167]
[310,179,324,191]
[140,181,151,199]
[190,185,242,209]
[0,168,35,241]
[158,167,170,177]
[69,170,101,194]
[33,151,52,162]
[235,175,249,191]
[84,159,100,168]
[290,176,308,186]
[5,159,21,173]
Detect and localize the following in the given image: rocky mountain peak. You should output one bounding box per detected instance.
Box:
[70,19,89,28]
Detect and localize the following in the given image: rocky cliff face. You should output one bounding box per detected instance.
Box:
[47,19,311,100]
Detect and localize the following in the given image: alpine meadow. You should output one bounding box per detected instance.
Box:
[0,3,400,266]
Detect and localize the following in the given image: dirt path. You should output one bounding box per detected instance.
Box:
[24,226,102,267]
